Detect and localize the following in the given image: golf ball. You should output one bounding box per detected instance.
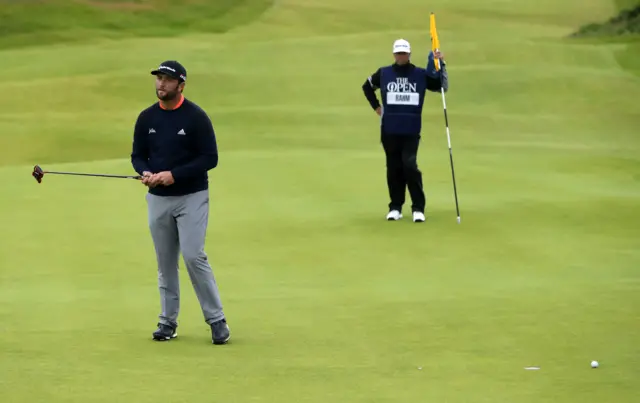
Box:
[591,360,599,368]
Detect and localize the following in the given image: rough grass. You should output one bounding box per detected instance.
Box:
[570,4,640,37]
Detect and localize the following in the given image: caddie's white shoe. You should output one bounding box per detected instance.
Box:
[386,210,402,221]
[412,211,426,223]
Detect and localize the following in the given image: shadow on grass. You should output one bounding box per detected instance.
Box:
[0,0,276,50]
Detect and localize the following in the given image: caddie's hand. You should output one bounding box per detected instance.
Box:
[434,49,444,60]
[375,106,382,116]
[152,171,175,186]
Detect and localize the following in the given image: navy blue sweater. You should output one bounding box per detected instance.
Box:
[130,97,218,197]
[362,53,448,112]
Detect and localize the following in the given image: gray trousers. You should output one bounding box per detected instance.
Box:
[145,189,225,328]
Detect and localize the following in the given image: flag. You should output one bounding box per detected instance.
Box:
[430,12,440,71]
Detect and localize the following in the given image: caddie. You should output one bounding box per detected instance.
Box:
[361,39,448,222]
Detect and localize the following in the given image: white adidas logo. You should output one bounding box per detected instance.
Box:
[149,128,156,134]
[177,129,186,135]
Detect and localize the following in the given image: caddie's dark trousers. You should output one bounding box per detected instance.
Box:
[381,134,426,212]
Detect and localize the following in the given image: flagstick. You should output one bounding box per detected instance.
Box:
[431,12,461,223]
[438,75,461,224]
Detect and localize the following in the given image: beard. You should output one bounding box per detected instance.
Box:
[156,88,180,101]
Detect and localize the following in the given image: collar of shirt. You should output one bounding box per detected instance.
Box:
[159,94,185,111]
[392,62,415,71]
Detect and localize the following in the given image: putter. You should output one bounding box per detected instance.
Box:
[32,165,141,184]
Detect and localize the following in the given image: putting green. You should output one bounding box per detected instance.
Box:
[1,1,639,402]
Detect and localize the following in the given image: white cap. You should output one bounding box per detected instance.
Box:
[392,39,411,53]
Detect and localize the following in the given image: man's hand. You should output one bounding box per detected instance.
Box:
[141,171,156,188]
[434,49,444,61]
[151,171,175,186]
[375,106,382,116]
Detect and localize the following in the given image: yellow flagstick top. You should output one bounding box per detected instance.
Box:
[430,12,440,71]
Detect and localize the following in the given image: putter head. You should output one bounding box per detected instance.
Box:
[32,165,44,183]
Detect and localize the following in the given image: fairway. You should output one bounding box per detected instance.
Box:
[1,0,639,402]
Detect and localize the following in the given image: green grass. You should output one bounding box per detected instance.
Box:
[1,1,639,402]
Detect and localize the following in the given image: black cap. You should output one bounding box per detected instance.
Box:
[151,60,187,82]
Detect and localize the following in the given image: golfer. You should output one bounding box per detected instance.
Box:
[362,39,448,222]
[130,60,230,344]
